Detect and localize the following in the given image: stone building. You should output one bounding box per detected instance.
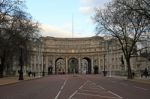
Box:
[29,36,127,76]
[3,36,150,76]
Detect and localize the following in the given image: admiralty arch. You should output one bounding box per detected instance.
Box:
[29,36,127,75]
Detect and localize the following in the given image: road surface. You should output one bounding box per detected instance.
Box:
[0,75,150,99]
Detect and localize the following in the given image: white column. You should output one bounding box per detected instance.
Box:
[53,58,55,74]
[66,57,68,74]
[98,56,101,73]
[38,47,41,76]
[78,57,81,74]
[45,56,48,74]
[107,50,109,72]
[34,55,36,72]
[109,48,112,77]
[91,57,94,74]
[30,56,33,72]
[41,55,43,76]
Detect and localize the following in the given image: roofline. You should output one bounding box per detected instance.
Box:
[42,36,104,40]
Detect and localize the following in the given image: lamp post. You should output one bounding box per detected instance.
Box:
[40,38,45,76]
[37,38,42,77]
[108,41,112,77]
[103,39,112,77]
[102,40,107,76]
[106,41,110,77]
[103,40,108,77]
[19,45,24,80]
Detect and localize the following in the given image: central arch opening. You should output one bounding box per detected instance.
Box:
[68,58,78,74]
[55,58,65,74]
[82,57,91,74]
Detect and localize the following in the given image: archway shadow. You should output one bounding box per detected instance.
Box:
[83,57,91,74]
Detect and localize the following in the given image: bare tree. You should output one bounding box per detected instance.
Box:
[116,0,150,21]
[93,0,150,79]
[0,0,21,77]
[0,0,40,78]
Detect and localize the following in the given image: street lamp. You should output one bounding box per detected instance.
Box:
[101,40,107,76]
[37,38,42,77]
[103,40,108,77]
[107,41,112,77]
[41,38,45,76]
[19,45,24,80]
[102,39,112,77]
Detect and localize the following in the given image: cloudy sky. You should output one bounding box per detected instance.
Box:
[26,0,110,38]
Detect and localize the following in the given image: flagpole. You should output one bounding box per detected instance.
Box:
[72,14,74,38]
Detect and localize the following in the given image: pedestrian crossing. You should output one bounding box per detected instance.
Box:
[69,81,123,99]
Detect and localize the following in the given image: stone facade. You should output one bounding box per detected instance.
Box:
[4,36,150,76]
[29,36,127,75]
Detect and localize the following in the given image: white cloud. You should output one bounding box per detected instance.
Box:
[78,0,110,35]
[79,0,110,15]
[80,0,103,6]
[80,0,94,5]
[39,23,80,38]
[39,24,71,37]
[79,7,94,15]
[80,0,110,6]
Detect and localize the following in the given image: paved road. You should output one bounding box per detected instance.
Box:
[0,75,150,99]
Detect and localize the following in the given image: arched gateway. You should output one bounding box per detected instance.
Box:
[30,36,124,75]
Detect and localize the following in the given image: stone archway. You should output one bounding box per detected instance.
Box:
[82,57,91,74]
[81,59,88,74]
[68,58,78,74]
[55,58,65,74]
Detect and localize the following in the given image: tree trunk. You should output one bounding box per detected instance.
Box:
[0,57,5,78]
[0,50,7,78]
[126,58,133,79]
[0,66,3,78]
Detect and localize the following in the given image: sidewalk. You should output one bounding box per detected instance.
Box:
[131,77,150,84]
[111,75,150,84]
[0,76,41,86]
[1,75,150,86]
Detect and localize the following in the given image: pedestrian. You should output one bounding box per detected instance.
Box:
[144,68,148,78]
[28,71,32,77]
[18,70,20,75]
[132,72,135,78]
